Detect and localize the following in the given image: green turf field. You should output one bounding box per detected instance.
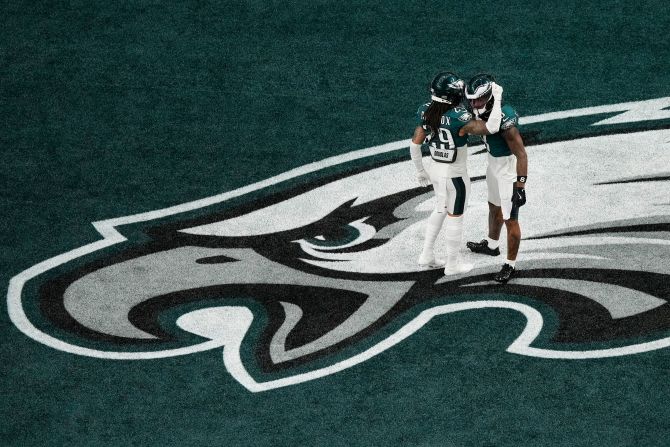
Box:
[2,1,670,445]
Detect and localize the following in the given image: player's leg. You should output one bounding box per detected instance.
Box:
[495,215,520,284]
[467,160,501,256]
[444,176,473,275]
[505,218,521,260]
[418,176,448,268]
[494,159,521,283]
[488,202,504,241]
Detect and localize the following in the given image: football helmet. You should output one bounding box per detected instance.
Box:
[465,73,496,117]
[429,72,464,105]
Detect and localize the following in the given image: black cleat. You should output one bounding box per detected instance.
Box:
[494,263,516,284]
[466,239,500,256]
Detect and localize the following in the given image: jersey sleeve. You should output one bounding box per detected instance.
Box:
[415,103,430,129]
[443,107,471,147]
[500,105,519,131]
[446,106,473,132]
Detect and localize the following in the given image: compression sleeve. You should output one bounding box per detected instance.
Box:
[485,96,503,134]
[409,142,425,172]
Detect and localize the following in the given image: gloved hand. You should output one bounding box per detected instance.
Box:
[492,82,503,101]
[416,170,432,187]
[512,186,526,207]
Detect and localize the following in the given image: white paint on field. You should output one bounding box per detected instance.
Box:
[6,97,670,392]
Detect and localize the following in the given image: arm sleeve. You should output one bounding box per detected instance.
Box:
[485,97,503,134]
[409,142,425,172]
[500,107,519,131]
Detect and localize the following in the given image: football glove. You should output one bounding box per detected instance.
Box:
[512,186,526,207]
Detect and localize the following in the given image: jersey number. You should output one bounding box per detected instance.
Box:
[430,128,457,163]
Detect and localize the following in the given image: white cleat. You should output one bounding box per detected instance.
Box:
[418,256,446,269]
[444,262,474,275]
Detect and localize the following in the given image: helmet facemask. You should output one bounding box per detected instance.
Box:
[465,74,496,118]
[471,94,493,117]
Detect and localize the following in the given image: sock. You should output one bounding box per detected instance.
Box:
[445,215,464,268]
[486,237,500,249]
[421,210,446,260]
[506,259,516,268]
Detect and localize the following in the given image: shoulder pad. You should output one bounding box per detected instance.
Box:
[416,102,430,129]
[416,102,430,118]
[450,106,472,123]
[500,105,519,130]
[501,104,518,117]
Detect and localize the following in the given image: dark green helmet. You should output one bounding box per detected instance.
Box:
[465,73,496,116]
[429,71,464,105]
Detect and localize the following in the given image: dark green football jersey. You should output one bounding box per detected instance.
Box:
[416,103,472,163]
[483,104,519,157]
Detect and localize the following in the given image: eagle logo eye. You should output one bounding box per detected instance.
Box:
[297,218,378,254]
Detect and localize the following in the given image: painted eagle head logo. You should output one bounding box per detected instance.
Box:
[8,98,670,392]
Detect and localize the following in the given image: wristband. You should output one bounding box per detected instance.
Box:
[517,176,527,183]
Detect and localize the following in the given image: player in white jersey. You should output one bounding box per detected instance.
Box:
[409,71,503,275]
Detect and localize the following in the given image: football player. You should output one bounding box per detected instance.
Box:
[410,72,503,275]
[459,74,528,284]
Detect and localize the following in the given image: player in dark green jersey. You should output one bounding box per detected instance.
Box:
[459,74,528,284]
[409,71,504,275]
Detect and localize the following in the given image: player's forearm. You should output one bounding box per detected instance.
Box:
[485,97,502,134]
[503,128,528,184]
[409,132,431,187]
[514,149,528,187]
[459,120,487,136]
[410,127,427,172]
[484,82,504,134]
[412,126,425,145]
[409,142,425,172]
[458,109,502,137]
